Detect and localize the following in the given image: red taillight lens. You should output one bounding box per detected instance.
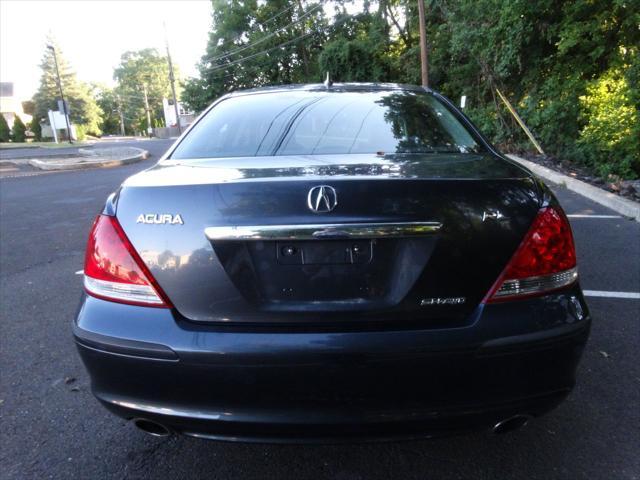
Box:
[84,215,171,307]
[484,207,578,303]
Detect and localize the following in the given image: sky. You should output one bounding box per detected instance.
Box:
[0,0,213,102]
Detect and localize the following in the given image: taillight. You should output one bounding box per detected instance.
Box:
[83,215,172,308]
[484,207,578,303]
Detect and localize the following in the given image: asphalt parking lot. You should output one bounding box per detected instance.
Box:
[1,140,638,479]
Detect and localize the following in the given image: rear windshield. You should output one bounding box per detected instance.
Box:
[170,90,484,159]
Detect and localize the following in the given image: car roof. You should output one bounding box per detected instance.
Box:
[225,82,432,98]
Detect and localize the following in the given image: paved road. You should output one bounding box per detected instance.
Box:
[1,141,638,479]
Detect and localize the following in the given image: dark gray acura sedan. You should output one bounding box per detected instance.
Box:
[74,83,590,442]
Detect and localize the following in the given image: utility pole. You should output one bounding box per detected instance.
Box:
[296,0,310,81]
[163,23,181,134]
[116,95,125,137]
[46,44,73,143]
[142,84,152,137]
[417,0,429,87]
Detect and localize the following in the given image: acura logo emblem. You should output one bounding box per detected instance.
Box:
[307,185,337,213]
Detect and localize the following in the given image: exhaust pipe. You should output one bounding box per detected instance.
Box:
[492,415,532,435]
[133,418,172,437]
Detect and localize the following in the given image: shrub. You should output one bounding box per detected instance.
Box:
[0,114,10,142]
[30,118,42,141]
[575,67,639,179]
[11,115,26,142]
[74,124,87,141]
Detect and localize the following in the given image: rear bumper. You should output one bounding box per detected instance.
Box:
[74,287,590,442]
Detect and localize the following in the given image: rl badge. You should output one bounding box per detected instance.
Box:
[420,297,466,306]
[136,213,184,225]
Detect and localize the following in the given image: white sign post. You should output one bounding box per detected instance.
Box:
[47,110,59,144]
[47,109,73,143]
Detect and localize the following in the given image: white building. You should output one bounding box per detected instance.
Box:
[0,82,32,128]
[162,98,194,128]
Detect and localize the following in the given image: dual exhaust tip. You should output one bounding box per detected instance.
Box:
[133,414,532,439]
[133,418,172,437]
[492,414,532,435]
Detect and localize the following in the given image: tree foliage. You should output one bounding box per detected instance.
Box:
[433,0,639,178]
[183,0,639,178]
[575,65,639,177]
[32,38,103,136]
[182,0,328,112]
[91,84,122,135]
[11,115,26,142]
[113,49,175,134]
[319,8,396,82]
[21,100,35,116]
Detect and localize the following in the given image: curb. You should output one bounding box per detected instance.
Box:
[28,148,149,171]
[0,144,41,150]
[0,159,26,166]
[3,152,87,161]
[507,154,640,222]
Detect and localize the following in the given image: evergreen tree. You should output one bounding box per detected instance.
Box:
[29,118,42,141]
[11,115,26,142]
[0,114,10,142]
[32,38,103,136]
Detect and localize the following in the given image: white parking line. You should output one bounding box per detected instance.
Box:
[75,270,84,275]
[583,290,640,299]
[567,214,622,219]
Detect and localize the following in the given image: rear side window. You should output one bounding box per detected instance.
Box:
[170,93,318,159]
[170,90,483,159]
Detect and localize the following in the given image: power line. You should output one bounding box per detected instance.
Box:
[201,13,349,75]
[201,2,324,66]
[111,92,148,101]
[257,2,299,28]
[112,3,330,103]
[202,29,317,74]
[118,92,173,103]
[114,17,341,104]
[192,2,305,73]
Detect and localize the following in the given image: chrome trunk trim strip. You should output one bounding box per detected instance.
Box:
[205,222,442,241]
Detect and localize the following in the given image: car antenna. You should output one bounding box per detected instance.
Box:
[323,72,333,89]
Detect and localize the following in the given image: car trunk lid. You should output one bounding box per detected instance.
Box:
[115,153,540,326]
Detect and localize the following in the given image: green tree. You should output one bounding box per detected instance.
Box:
[113,48,175,134]
[319,7,396,82]
[11,115,26,142]
[182,0,640,179]
[182,0,327,113]
[420,0,639,176]
[0,114,10,142]
[32,38,103,136]
[91,84,121,135]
